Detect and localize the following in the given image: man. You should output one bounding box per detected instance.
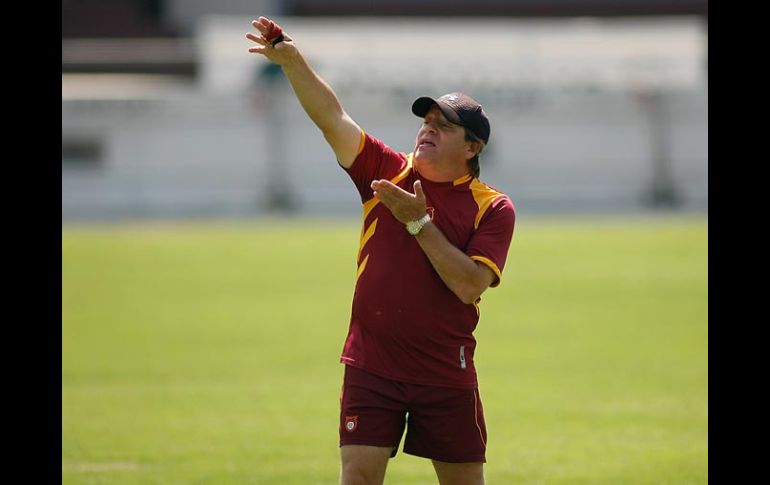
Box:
[247,17,515,485]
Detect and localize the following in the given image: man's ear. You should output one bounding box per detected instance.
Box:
[465,140,481,160]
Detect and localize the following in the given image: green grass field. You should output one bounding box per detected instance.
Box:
[62,215,708,484]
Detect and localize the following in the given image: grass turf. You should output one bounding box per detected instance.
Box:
[62,215,707,484]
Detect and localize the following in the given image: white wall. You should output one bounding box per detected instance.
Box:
[62,16,707,220]
[166,0,283,35]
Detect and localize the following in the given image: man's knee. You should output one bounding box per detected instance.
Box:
[432,460,484,485]
[340,462,381,485]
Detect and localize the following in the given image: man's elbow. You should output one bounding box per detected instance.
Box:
[455,283,485,305]
[455,270,498,304]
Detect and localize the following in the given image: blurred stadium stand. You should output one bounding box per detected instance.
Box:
[284,0,707,17]
[62,1,707,220]
[63,0,707,40]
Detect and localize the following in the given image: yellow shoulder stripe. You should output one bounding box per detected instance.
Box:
[470,178,503,230]
[392,153,414,185]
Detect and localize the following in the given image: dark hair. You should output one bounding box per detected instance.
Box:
[464,128,486,179]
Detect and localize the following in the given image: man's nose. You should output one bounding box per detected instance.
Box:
[421,122,437,134]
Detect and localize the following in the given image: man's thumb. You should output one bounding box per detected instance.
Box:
[414,180,425,200]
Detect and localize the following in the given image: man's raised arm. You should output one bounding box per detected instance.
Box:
[246,17,362,168]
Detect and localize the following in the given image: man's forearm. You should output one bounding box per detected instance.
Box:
[414,222,492,305]
[281,53,346,133]
[368,178,496,304]
[248,18,361,166]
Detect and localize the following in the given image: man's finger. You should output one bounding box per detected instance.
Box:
[372,189,391,206]
[246,32,268,45]
[371,185,389,199]
[373,179,412,197]
[413,180,425,202]
[252,19,268,34]
[371,180,393,194]
[265,22,284,43]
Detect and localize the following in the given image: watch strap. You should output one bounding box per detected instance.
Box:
[415,213,431,227]
[407,213,432,235]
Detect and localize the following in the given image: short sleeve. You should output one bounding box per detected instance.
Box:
[466,196,516,287]
[343,131,409,203]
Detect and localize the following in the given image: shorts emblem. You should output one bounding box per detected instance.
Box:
[344,415,358,432]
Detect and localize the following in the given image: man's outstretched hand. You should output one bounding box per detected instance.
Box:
[246,16,297,65]
[371,179,429,225]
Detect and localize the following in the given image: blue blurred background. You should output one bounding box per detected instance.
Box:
[62,0,708,221]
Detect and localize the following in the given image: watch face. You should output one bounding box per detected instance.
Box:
[406,221,419,235]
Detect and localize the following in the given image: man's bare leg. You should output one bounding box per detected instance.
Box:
[432,460,484,485]
[340,445,393,485]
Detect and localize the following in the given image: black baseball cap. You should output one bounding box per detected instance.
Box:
[411,92,490,144]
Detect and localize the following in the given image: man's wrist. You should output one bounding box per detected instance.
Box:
[276,49,303,70]
[406,213,431,236]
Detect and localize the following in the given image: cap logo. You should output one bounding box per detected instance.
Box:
[442,94,459,102]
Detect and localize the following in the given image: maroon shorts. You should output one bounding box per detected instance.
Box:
[339,364,487,463]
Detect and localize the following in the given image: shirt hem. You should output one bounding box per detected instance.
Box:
[340,360,478,390]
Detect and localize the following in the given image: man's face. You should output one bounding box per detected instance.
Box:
[414,106,474,166]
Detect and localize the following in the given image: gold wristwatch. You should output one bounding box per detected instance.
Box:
[405,213,431,236]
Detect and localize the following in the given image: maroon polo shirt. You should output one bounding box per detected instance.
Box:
[339,131,516,389]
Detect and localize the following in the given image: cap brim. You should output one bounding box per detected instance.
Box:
[411,97,463,126]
